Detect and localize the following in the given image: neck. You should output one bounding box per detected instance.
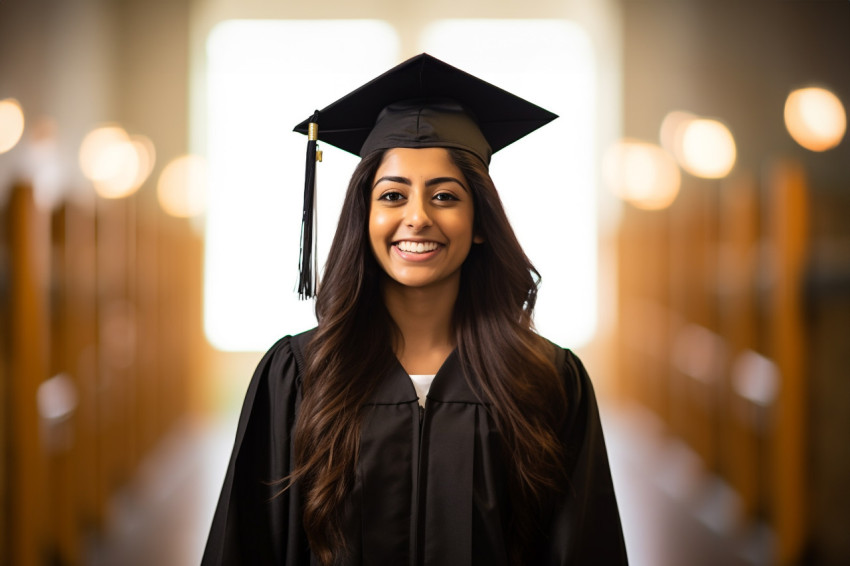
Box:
[382,274,459,374]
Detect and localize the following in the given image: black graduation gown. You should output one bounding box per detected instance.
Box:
[202,330,628,565]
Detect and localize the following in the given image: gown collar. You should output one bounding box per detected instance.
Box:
[367,349,485,405]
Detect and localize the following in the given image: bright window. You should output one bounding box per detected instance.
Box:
[203,20,399,351]
[204,19,597,351]
[422,20,598,347]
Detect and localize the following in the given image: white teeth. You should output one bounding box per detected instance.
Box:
[397,241,439,253]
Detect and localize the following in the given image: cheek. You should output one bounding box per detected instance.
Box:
[453,209,477,242]
[368,211,380,233]
[368,209,391,248]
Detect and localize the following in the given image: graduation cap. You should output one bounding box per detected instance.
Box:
[293,53,557,298]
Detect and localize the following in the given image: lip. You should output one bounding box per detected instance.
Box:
[392,240,444,262]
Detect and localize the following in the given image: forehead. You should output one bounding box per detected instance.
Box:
[374,147,462,176]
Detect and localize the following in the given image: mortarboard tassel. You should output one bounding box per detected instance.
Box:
[298,111,321,299]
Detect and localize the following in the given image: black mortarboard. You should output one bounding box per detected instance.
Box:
[293,53,557,298]
[294,53,557,165]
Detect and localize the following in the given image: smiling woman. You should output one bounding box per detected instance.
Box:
[202,54,627,566]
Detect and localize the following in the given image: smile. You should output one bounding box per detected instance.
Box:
[394,240,442,254]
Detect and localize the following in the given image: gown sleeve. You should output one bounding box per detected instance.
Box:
[201,336,311,566]
[541,348,629,565]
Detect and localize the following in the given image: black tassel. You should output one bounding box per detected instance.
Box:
[298,110,320,299]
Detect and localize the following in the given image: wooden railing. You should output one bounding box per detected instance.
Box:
[1,182,202,565]
[616,158,810,565]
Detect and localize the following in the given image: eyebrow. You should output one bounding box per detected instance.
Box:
[372,175,469,192]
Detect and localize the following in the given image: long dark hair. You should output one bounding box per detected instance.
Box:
[292,148,568,565]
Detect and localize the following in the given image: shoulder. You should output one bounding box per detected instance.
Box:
[537,337,594,421]
[258,328,316,372]
[560,347,590,403]
[284,327,317,375]
[539,337,589,395]
[247,328,316,403]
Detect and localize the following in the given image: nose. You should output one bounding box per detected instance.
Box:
[404,194,432,230]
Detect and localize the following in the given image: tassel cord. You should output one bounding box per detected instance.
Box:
[298,111,320,299]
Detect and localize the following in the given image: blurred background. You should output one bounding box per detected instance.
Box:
[1,0,848,565]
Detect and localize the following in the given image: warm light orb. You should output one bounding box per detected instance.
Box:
[157,154,207,218]
[95,140,140,198]
[603,139,681,210]
[79,126,129,179]
[131,135,156,188]
[784,87,846,152]
[0,98,25,154]
[679,118,737,179]
[79,126,148,198]
[659,110,698,157]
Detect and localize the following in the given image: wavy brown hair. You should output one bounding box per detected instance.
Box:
[291,148,568,565]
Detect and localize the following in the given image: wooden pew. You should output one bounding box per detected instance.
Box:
[0,186,11,565]
[667,179,720,470]
[765,159,809,564]
[5,183,50,566]
[716,173,761,520]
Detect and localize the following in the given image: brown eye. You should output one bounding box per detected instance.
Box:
[379,191,405,202]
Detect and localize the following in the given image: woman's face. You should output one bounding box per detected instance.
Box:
[369,147,481,291]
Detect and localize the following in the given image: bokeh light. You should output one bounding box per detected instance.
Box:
[79,126,129,180]
[0,98,25,154]
[784,87,846,152]
[603,139,681,210]
[79,126,152,198]
[678,118,737,179]
[131,135,156,190]
[659,110,698,157]
[157,154,207,218]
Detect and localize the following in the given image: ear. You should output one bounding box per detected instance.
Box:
[473,234,485,244]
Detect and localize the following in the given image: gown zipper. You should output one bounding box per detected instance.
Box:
[412,401,426,566]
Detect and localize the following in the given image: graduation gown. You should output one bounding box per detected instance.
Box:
[202,330,627,565]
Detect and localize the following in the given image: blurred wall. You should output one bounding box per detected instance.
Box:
[617,1,850,564]
[0,1,201,564]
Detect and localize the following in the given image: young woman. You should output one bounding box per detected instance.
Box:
[203,54,627,566]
